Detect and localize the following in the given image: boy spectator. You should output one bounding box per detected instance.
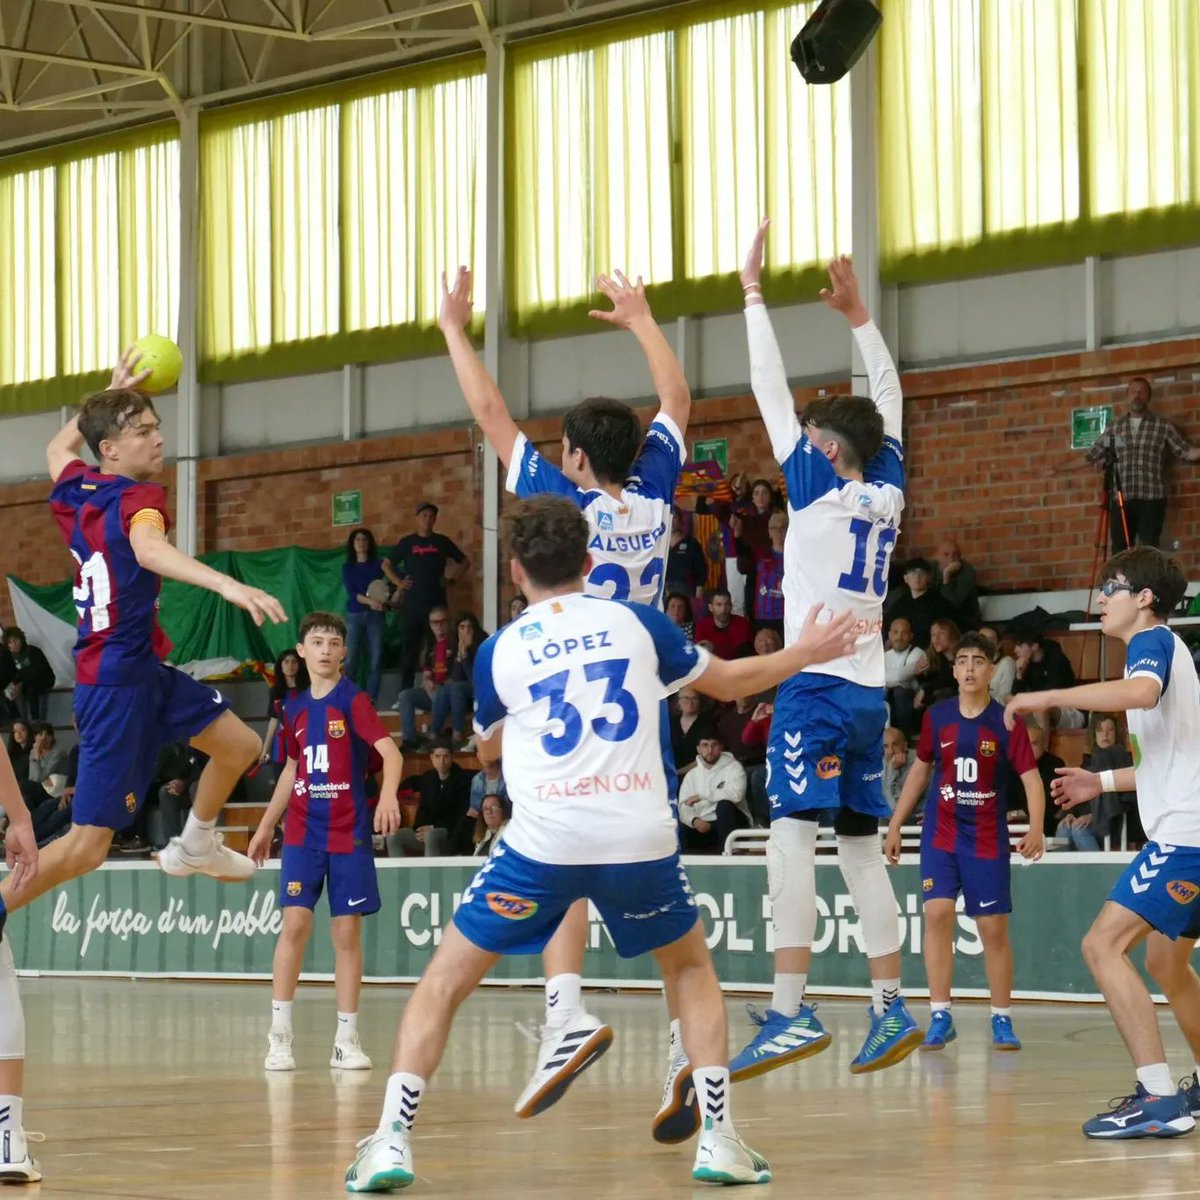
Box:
[678,729,750,853]
[3,631,55,724]
[886,558,953,648]
[388,741,474,857]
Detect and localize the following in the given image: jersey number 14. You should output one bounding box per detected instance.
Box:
[838,518,897,598]
[303,744,329,774]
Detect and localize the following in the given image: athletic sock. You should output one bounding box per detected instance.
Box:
[930,1001,951,1014]
[872,978,901,1017]
[336,1011,358,1040]
[0,1096,21,1133]
[180,812,217,856]
[693,1066,732,1132]
[545,974,582,1025]
[270,1000,293,1033]
[991,1006,1012,1018]
[770,973,806,1019]
[1136,1063,1176,1098]
[381,1072,425,1132]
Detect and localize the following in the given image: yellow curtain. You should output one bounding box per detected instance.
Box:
[0,165,56,388]
[1086,0,1199,217]
[119,138,181,352]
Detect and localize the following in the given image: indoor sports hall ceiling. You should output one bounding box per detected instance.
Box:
[0,0,674,148]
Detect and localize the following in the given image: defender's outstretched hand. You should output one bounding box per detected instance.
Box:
[741,218,770,292]
[589,271,652,329]
[219,579,287,627]
[793,604,857,667]
[819,256,868,324]
[1051,767,1103,813]
[439,267,474,334]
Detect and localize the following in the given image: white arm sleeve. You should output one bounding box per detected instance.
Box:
[852,319,902,443]
[745,303,803,464]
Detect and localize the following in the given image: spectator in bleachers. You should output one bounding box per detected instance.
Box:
[5,720,30,782]
[914,618,961,714]
[395,606,453,753]
[1020,718,1065,838]
[717,697,767,769]
[670,686,707,774]
[342,527,398,704]
[430,612,486,749]
[3,630,55,723]
[884,617,925,736]
[739,477,780,557]
[468,757,508,819]
[693,587,752,659]
[1057,714,1137,852]
[25,723,67,802]
[748,512,786,636]
[978,625,1017,703]
[260,649,309,780]
[1083,375,1200,552]
[677,728,750,853]
[472,792,511,859]
[753,626,782,656]
[389,503,470,689]
[882,726,916,812]
[935,538,981,628]
[885,557,954,647]
[690,501,735,596]
[1011,628,1084,729]
[0,640,13,721]
[30,733,78,847]
[726,510,754,618]
[388,740,473,857]
[508,593,528,624]
[156,742,206,847]
[665,510,707,599]
[665,592,695,641]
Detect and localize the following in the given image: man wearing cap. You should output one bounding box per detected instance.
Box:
[884,557,954,649]
[389,503,469,689]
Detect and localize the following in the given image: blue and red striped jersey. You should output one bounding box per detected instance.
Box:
[282,678,390,854]
[50,459,172,686]
[916,698,1037,859]
[754,551,785,622]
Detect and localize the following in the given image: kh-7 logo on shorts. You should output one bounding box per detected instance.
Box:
[486,892,539,920]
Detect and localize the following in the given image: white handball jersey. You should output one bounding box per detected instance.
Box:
[745,307,905,689]
[506,415,685,608]
[472,592,709,865]
[1124,626,1200,848]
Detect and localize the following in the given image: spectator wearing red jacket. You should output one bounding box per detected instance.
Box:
[693,588,753,659]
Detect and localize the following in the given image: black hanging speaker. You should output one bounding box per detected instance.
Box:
[790,0,882,84]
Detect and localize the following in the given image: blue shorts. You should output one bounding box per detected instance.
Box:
[73,664,232,830]
[920,843,1012,917]
[279,844,380,917]
[765,674,889,820]
[1109,842,1200,940]
[453,843,699,959]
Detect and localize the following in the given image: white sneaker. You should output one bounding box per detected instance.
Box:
[692,1123,771,1185]
[331,1032,372,1070]
[652,1049,698,1144]
[157,833,257,882]
[345,1123,414,1193]
[513,1012,613,1119]
[264,1030,295,1071]
[0,1128,43,1184]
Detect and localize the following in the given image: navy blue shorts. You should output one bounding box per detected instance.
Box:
[920,843,1012,917]
[1109,842,1200,940]
[73,664,231,829]
[765,673,889,820]
[453,843,699,959]
[279,844,380,917]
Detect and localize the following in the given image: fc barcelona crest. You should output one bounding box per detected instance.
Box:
[979,739,997,758]
[328,719,346,739]
[286,881,302,897]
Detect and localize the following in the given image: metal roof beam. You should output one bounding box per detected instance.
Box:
[38,0,304,40]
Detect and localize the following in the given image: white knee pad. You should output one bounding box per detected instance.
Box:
[766,820,818,950]
[0,940,25,1060]
[836,834,901,958]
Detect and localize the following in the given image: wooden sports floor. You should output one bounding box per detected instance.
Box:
[18,978,1200,1199]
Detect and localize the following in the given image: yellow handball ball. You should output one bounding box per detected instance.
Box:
[132,334,183,394]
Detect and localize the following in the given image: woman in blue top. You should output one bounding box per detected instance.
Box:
[342,527,400,703]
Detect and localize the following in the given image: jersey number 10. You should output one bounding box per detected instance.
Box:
[838,518,897,598]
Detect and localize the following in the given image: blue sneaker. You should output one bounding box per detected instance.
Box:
[991,1014,1021,1051]
[849,998,922,1075]
[920,1010,957,1051]
[1082,1084,1195,1139]
[728,1004,832,1083]
[1182,1073,1200,1117]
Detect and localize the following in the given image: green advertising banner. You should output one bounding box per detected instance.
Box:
[5,857,1129,1000]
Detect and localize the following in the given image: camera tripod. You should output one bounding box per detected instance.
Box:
[1075,450,1132,682]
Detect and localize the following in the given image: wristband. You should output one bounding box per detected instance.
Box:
[1099,769,1116,793]
[742,282,763,294]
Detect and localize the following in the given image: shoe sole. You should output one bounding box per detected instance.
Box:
[692,1166,772,1185]
[652,1069,698,1144]
[849,1028,924,1075]
[920,1032,957,1053]
[1084,1117,1194,1140]
[0,1165,41,1183]
[514,1026,614,1119]
[330,1059,373,1070]
[992,1042,1021,1052]
[729,1032,832,1084]
[345,1166,415,1192]
[265,1061,296,1071]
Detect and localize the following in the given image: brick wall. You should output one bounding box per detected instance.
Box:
[2,334,1198,629]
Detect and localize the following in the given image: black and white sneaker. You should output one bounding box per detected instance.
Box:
[513,1013,613,1118]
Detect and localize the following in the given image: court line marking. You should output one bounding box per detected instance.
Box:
[1081,1189,1200,1200]
[1053,1151,1200,1166]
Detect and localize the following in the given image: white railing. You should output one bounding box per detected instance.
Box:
[723,823,1059,856]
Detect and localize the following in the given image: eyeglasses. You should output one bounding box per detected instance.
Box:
[1099,580,1134,597]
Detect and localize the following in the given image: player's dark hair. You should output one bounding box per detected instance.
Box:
[710,586,732,601]
[693,721,722,746]
[2,627,25,649]
[953,632,997,662]
[562,397,643,485]
[344,526,378,562]
[298,610,347,642]
[1101,547,1187,618]
[428,736,453,755]
[78,389,158,459]
[801,395,884,471]
[507,496,589,589]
